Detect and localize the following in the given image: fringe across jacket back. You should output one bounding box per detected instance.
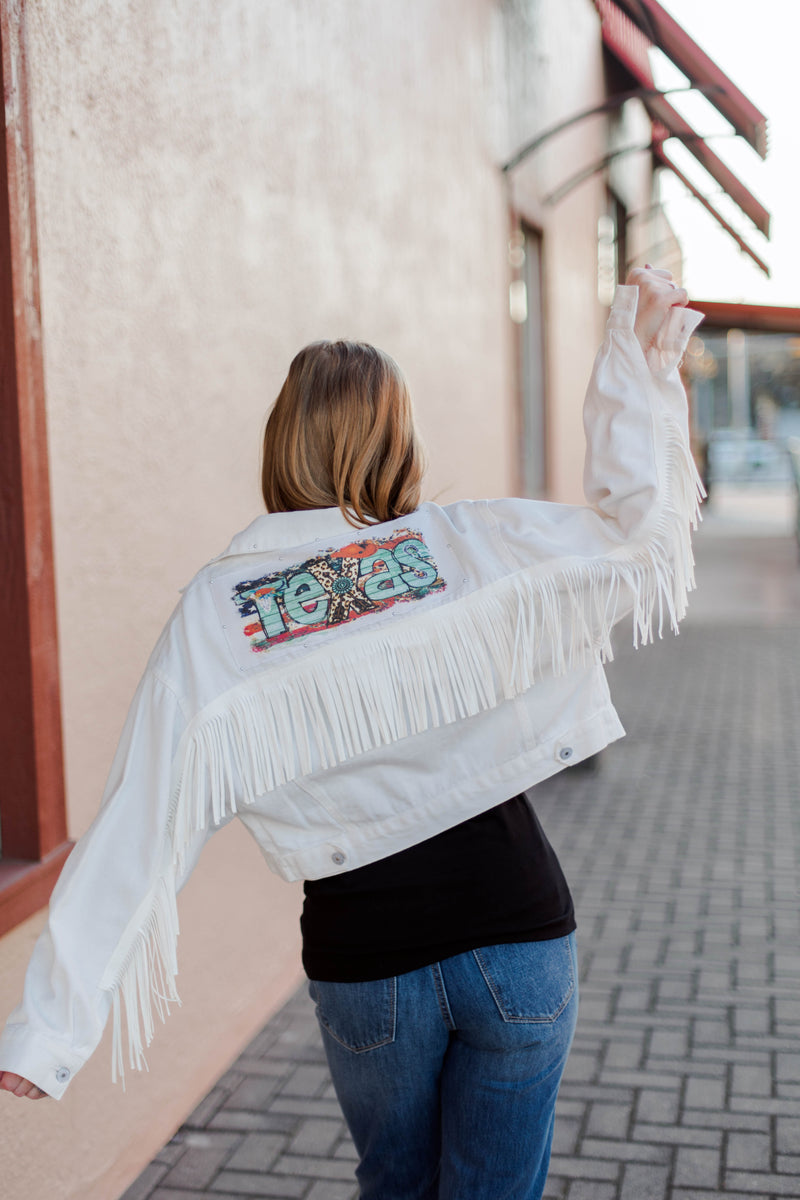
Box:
[0,285,704,1099]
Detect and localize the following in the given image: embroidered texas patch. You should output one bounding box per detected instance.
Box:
[231,529,446,653]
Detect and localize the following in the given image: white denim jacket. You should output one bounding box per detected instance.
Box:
[0,286,703,1098]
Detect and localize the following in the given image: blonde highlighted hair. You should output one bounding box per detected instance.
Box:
[262,340,426,527]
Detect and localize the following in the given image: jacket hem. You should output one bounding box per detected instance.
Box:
[274,702,625,882]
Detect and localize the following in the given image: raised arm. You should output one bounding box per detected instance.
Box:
[476,270,704,670]
[582,267,695,533]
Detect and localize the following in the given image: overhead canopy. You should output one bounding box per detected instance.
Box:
[651,142,770,276]
[596,0,769,236]
[610,0,768,157]
[595,0,770,272]
[647,96,769,237]
[688,301,800,334]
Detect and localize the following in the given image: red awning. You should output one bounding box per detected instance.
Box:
[596,0,769,237]
[596,0,770,271]
[610,0,768,157]
[648,99,770,237]
[596,0,655,86]
[687,301,800,333]
[652,143,770,277]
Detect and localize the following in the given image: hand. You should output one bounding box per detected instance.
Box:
[0,1070,48,1099]
[625,264,688,355]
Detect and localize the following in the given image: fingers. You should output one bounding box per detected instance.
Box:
[665,285,689,307]
[0,1071,47,1099]
[627,264,690,353]
[626,264,682,288]
[640,283,689,307]
[629,265,688,307]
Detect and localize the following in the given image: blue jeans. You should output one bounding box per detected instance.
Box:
[308,932,578,1200]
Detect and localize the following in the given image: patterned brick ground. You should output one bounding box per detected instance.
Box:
[123,531,800,1199]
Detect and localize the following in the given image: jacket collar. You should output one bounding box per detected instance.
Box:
[217,507,362,560]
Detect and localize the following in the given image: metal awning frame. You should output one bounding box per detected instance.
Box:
[501,83,720,174]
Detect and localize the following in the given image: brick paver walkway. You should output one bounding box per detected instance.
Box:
[123,524,800,1200]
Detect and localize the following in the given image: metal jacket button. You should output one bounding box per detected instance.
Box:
[331,851,346,865]
[55,1067,70,1083]
[558,746,574,762]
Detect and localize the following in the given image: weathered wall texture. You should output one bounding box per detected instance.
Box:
[0,1,670,1196]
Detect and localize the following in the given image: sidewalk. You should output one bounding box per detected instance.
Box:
[123,499,800,1200]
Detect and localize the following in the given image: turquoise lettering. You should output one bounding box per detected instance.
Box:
[360,550,410,601]
[394,537,438,589]
[238,585,287,639]
[284,571,330,625]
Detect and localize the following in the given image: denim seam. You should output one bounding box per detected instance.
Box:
[429,962,456,1031]
[471,947,575,1024]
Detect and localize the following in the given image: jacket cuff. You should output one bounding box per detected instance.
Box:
[608,283,704,375]
[606,284,638,333]
[645,303,704,377]
[607,284,638,330]
[0,1025,84,1100]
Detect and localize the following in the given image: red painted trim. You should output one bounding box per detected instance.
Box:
[689,301,800,335]
[596,0,655,86]
[598,3,770,238]
[648,97,769,238]
[607,0,768,157]
[653,147,770,278]
[0,2,68,901]
[0,844,73,938]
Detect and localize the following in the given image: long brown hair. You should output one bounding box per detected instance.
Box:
[261,340,426,527]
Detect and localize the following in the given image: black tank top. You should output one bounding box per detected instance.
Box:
[301,791,575,981]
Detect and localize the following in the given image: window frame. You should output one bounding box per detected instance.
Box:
[0,2,72,938]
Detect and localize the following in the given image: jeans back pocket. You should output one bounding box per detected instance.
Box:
[472,934,576,1023]
[308,976,398,1053]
